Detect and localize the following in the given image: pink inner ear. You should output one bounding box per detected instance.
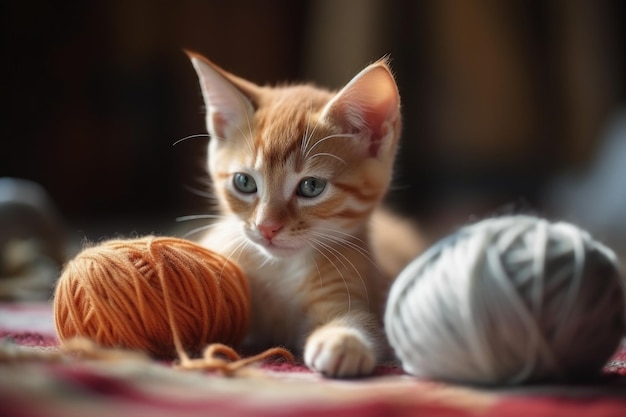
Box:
[336,104,394,158]
[364,108,393,158]
[324,65,399,158]
[368,129,384,158]
[190,54,256,142]
[211,113,228,139]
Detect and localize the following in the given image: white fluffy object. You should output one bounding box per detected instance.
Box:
[384,215,625,385]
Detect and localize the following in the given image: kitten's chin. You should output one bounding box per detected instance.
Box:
[253,241,306,259]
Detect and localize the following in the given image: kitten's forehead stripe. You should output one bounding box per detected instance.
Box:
[253,86,333,170]
[262,136,302,169]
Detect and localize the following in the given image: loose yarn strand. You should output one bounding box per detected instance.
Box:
[175,343,295,376]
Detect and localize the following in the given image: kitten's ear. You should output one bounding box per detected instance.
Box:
[185,50,257,140]
[321,59,400,158]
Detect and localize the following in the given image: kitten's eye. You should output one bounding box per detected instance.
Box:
[233,173,257,194]
[297,177,326,198]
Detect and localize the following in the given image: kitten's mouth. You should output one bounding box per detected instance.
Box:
[264,245,299,258]
[252,237,302,258]
[266,240,297,253]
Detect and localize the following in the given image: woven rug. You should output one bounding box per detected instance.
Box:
[1,302,625,417]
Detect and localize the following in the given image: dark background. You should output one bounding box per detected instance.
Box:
[3,0,625,247]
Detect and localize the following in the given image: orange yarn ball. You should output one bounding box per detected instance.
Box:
[53,236,250,358]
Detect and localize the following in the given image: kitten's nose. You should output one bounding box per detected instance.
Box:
[258,222,283,241]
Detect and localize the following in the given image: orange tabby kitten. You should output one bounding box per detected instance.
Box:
[187,51,412,378]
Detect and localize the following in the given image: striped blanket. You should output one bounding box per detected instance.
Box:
[1,302,625,417]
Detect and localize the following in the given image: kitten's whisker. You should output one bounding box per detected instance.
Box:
[219,237,249,281]
[310,229,372,259]
[310,235,369,311]
[181,223,221,239]
[308,152,346,165]
[310,234,360,311]
[309,237,351,311]
[304,133,357,160]
[184,184,217,200]
[234,124,256,156]
[309,230,377,267]
[257,252,277,269]
[222,83,256,155]
[231,93,256,156]
[309,254,324,290]
[301,112,323,159]
[172,133,210,146]
[231,238,251,262]
[312,227,368,246]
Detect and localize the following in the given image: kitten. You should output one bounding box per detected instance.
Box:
[186,51,415,378]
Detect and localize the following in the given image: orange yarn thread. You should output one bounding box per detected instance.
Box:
[176,343,295,376]
[53,236,250,359]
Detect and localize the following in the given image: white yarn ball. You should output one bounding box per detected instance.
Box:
[384,215,626,385]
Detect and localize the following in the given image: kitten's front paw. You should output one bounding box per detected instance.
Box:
[304,326,376,378]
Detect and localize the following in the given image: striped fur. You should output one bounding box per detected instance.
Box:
[187,52,415,377]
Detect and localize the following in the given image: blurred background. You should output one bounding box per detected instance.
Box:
[2,0,625,298]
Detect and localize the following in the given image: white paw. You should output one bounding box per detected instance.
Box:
[304,326,376,378]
